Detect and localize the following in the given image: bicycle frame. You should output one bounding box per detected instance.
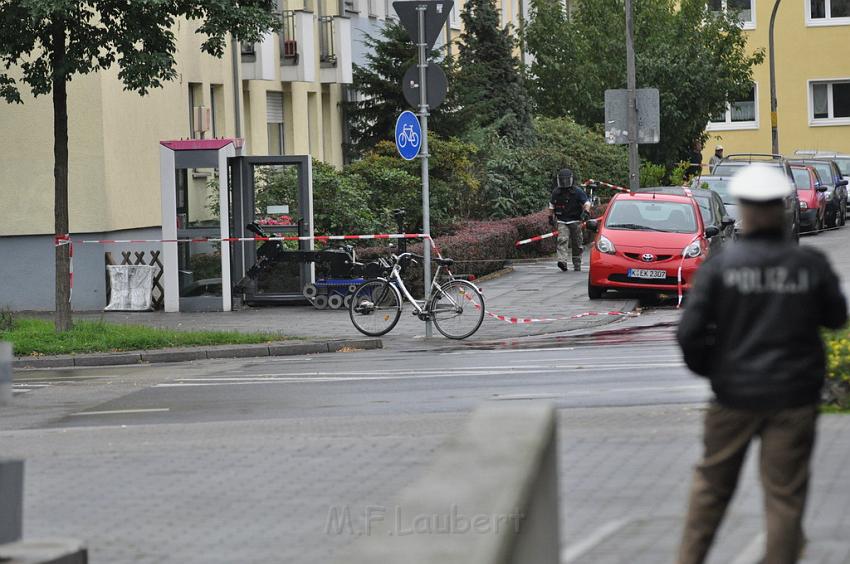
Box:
[375,253,472,317]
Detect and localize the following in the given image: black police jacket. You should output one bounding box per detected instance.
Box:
[677,229,847,409]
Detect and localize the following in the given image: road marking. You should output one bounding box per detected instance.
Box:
[561,519,631,563]
[492,393,562,400]
[156,363,687,387]
[70,408,171,416]
[730,532,765,564]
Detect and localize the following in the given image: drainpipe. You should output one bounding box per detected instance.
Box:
[769,0,781,155]
[230,33,244,154]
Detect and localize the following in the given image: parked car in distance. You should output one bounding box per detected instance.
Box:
[788,158,848,228]
[710,154,800,241]
[790,165,828,233]
[647,185,734,251]
[585,188,719,299]
[690,176,740,238]
[795,150,850,186]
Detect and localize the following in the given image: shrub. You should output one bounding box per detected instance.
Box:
[824,329,850,408]
[471,116,629,218]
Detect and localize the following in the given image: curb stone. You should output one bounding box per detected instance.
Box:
[11,338,382,369]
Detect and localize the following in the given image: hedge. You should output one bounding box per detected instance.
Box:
[354,209,557,293]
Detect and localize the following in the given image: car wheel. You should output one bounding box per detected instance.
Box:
[588,279,604,300]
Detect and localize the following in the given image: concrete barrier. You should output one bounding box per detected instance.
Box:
[0,459,23,544]
[338,403,559,564]
[0,342,11,405]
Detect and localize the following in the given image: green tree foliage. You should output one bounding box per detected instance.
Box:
[456,0,534,143]
[0,1,277,330]
[525,0,763,166]
[345,20,459,157]
[474,117,628,218]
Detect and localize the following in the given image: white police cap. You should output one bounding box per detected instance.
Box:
[728,163,794,202]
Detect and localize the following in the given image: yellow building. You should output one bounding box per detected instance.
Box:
[0,6,354,310]
[703,0,850,161]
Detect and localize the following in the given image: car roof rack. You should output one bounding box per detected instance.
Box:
[720,153,785,162]
[795,149,841,157]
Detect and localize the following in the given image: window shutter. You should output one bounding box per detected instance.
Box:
[266,92,284,123]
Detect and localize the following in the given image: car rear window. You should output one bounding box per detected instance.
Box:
[605,200,698,233]
[710,163,742,177]
[792,167,812,189]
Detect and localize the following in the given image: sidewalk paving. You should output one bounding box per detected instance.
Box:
[56,257,639,350]
[3,406,848,564]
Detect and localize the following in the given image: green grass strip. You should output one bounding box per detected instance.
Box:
[1,318,294,357]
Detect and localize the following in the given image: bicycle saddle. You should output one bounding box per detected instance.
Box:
[435,257,454,266]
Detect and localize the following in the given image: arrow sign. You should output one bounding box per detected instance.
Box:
[402,63,448,110]
[395,111,422,160]
[393,0,454,49]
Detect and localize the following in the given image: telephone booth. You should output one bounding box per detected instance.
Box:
[228,155,314,304]
[159,139,237,312]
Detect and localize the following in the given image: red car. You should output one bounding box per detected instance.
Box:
[790,165,828,233]
[587,188,719,299]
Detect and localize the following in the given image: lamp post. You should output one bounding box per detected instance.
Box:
[769,0,782,155]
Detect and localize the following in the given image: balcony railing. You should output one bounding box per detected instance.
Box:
[318,16,337,66]
[280,11,298,64]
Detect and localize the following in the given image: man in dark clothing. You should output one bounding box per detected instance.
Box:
[549,168,591,271]
[676,164,847,564]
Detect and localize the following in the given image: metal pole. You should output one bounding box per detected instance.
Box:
[625,0,639,192]
[769,0,782,155]
[417,5,432,338]
[230,34,244,154]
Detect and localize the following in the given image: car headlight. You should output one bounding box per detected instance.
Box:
[800,201,808,209]
[826,192,833,201]
[596,235,616,254]
[734,219,742,230]
[683,241,702,258]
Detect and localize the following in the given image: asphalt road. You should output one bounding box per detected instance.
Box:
[3,227,850,564]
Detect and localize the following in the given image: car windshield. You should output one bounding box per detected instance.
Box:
[693,178,733,203]
[807,162,834,186]
[792,167,812,189]
[833,157,850,176]
[605,200,698,233]
[695,198,714,223]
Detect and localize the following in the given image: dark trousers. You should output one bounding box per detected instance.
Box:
[677,402,818,564]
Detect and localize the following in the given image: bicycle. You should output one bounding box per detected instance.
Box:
[348,252,485,339]
[397,124,419,148]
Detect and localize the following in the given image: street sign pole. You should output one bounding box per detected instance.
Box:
[417,4,433,338]
[625,0,639,193]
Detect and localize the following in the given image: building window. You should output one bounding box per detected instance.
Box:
[266,91,285,155]
[708,0,755,28]
[708,85,758,130]
[809,80,850,125]
[210,84,225,138]
[450,0,460,28]
[188,82,204,139]
[808,0,850,24]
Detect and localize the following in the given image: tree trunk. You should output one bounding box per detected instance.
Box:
[52,18,72,332]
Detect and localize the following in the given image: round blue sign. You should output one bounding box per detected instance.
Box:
[395,111,422,161]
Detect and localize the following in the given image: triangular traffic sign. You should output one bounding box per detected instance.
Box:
[393,0,454,50]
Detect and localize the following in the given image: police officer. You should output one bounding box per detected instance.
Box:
[676,164,847,564]
[549,168,591,272]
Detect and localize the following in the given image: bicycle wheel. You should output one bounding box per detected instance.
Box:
[430,280,485,340]
[349,280,402,337]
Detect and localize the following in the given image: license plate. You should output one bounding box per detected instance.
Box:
[627,269,667,279]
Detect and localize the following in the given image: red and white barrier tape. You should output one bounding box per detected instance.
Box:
[583,179,630,193]
[77,233,429,245]
[515,230,558,247]
[484,309,637,325]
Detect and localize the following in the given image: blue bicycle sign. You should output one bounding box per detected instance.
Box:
[395,111,422,160]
